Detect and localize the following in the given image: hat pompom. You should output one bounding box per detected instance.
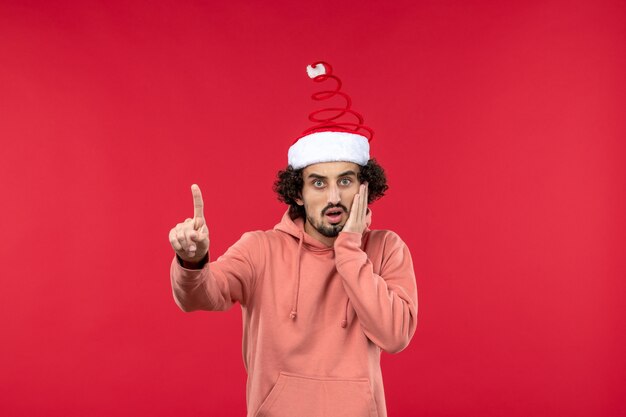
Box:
[306,63,327,79]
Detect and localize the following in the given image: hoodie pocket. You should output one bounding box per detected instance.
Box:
[254,371,379,417]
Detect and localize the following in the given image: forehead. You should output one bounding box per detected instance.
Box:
[302,161,360,178]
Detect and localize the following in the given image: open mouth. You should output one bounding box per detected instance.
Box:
[325,208,344,223]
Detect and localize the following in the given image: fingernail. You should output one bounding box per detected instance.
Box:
[189,245,196,251]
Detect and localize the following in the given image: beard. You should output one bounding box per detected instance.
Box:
[305,203,349,238]
[307,214,345,237]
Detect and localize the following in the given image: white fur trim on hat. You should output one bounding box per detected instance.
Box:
[288,131,370,169]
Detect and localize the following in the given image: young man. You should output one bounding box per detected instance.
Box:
[169,62,418,417]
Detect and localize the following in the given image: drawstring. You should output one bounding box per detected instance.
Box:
[289,229,349,330]
[340,299,350,328]
[289,231,304,320]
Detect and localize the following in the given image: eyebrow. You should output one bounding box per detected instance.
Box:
[306,170,358,180]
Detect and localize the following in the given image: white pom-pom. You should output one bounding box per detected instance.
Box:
[306,63,326,79]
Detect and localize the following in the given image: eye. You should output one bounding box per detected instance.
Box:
[339,178,352,186]
[313,179,325,188]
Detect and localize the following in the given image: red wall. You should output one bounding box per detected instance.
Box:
[1,1,624,416]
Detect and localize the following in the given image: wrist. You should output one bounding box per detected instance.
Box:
[178,253,208,269]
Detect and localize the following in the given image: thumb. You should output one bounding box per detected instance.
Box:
[192,223,209,239]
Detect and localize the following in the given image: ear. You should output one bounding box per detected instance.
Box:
[295,196,303,206]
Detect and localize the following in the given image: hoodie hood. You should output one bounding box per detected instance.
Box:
[274,211,333,251]
[273,208,372,326]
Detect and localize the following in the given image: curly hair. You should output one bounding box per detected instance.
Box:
[273,159,389,219]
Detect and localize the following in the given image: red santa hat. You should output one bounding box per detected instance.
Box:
[288,61,374,170]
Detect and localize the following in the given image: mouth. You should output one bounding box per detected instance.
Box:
[324,208,344,224]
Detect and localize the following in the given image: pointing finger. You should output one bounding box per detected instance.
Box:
[191,184,205,228]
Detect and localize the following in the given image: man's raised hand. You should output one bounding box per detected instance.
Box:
[169,184,210,265]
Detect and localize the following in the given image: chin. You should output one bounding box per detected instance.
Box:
[315,222,344,238]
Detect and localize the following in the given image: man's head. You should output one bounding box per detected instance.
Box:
[273,159,389,239]
[276,61,387,240]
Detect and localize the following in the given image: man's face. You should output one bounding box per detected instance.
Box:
[296,161,361,242]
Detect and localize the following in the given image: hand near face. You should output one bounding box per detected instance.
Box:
[342,182,370,234]
[168,184,210,264]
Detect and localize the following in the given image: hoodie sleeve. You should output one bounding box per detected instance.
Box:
[170,231,263,312]
[334,230,418,353]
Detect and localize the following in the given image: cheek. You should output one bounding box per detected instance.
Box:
[301,190,323,210]
[309,197,325,211]
[344,191,358,205]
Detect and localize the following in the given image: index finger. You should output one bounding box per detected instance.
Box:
[361,181,368,204]
[191,184,205,221]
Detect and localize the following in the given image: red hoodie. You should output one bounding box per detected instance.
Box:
[170,210,418,417]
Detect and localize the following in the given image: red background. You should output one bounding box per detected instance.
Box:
[1,1,625,416]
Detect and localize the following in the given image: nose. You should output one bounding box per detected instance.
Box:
[327,184,341,205]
